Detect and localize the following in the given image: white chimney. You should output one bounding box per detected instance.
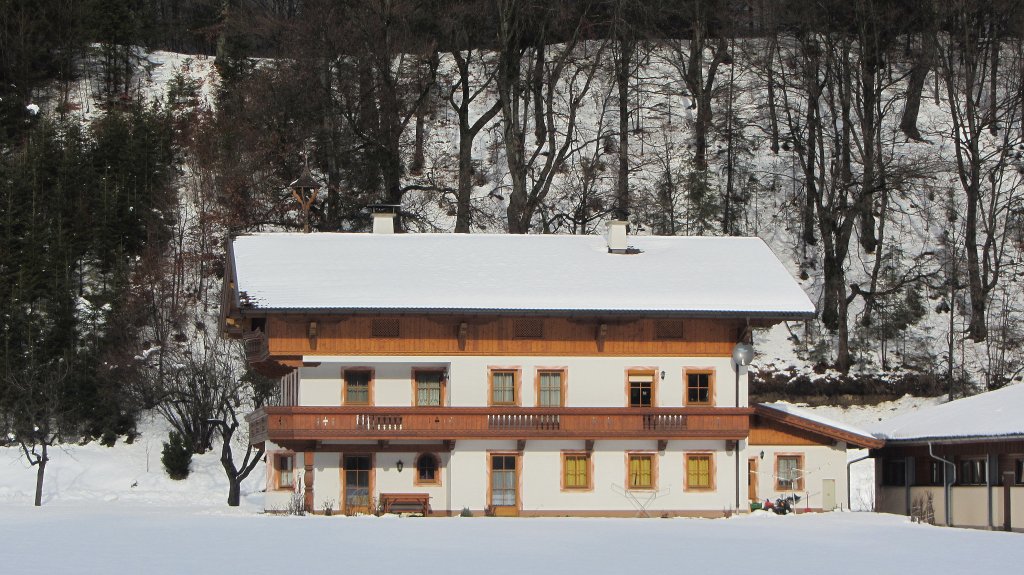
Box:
[606,220,628,253]
[369,204,400,234]
[372,213,395,234]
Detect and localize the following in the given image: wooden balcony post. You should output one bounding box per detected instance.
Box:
[303,454,315,513]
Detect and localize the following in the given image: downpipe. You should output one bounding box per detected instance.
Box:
[928,442,956,527]
[846,453,871,510]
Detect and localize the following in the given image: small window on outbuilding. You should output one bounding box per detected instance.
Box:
[958,457,987,486]
[881,458,906,487]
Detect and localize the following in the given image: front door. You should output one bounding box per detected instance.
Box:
[344,454,373,515]
[748,458,758,503]
[490,454,519,516]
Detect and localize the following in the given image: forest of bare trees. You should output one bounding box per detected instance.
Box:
[3,1,1024,497]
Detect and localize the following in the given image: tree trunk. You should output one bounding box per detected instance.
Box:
[616,38,632,217]
[900,35,931,141]
[34,444,47,507]
[227,478,241,507]
[455,134,474,233]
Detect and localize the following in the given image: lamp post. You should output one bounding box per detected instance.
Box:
[731,341,754,511]
[289,163,322,233]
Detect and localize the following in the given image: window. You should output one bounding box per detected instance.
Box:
[1014,457,1024,485]
[513,318,543,339]
[959,457,987,485]
[628,372,654,407]
[655,320,684,340]
[344,369,372,405]
[371,318,400,338]
[685,371,713,405]
[881,458,905,487]
[927,461,944,486]
[562,453,591,490]
[776,455,804,491]
[274,453,294,490]
[489,369,518,406]
[415,453,440,486]
[415,370,445,406]
[538,370,564,407]
[491,455,518,507]
[686,453,714,490]
[627,453,656,490]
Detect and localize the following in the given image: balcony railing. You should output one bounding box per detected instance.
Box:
[247,406,752,445]
[242,329,269,363]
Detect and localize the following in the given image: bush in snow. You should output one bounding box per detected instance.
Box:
[161,431,192,480]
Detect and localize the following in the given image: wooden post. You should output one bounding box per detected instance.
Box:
[304,455,315,513]
[1004,471,1014,532]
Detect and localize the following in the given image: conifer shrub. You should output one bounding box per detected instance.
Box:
[161,431,192,480]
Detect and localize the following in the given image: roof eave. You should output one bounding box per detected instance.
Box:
[875,433,1024,446]
[755,404,884,449]
[235,306,817,320]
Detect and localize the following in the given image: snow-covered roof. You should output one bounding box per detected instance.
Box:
[229,233,815,317]
[872,384,1024,443]
[755,402,883,448]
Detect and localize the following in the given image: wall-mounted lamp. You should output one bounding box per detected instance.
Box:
[660,370,666,380]
[396,460,404,473]
[759,450,765,460]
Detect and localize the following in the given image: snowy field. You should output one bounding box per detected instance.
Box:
[0,507,1020,574]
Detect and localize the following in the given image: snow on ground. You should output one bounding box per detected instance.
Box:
[0,506,1020,574]
[0,413,265,509]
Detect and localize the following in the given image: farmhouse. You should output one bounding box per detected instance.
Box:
[221,212,879,516]
[873,384,1024,531]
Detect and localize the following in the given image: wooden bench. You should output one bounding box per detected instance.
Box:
[380,493,431,515]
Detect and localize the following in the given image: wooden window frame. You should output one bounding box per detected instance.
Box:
[487,451,523,513]
[684,368,716,406]
[1014,456,1024,485]
[414,452,442,486]
[560,451,593,491]
[775,453,805,491]
[411,368,447,407]
[342,368,374,406]
[271,451,296,491]
[626,368,658,408]
[625,452,658,491]
[685,452,716,491]
[488,367,521,407]
[535,367,567,407]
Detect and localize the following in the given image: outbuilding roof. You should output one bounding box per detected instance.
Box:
[755,402,884,449]
[872,384,1024,443]
[228,232,815,318]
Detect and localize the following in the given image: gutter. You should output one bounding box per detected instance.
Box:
[928,442,956,527]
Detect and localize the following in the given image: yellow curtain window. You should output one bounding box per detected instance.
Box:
[564,455,588,489]
[688,455,711,489]
[629,455,652,488]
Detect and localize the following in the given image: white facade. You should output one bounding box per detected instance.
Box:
[260,355,865,516]
[298,355,746,409]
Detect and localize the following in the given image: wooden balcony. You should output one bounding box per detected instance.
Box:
[247,406,752,446]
